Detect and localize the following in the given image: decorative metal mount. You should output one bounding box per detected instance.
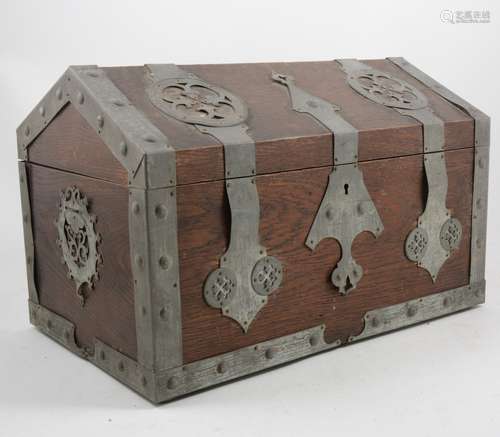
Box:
[55,186,102,305]
[273,72,383,295]
[337,59,462,281]
[147,64,283,331]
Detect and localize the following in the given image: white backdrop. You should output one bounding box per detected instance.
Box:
[1,1,499,436]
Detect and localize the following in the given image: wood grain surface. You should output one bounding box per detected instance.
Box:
[28,164,137,359]
[28,60,473,187]
[178,148,473,363]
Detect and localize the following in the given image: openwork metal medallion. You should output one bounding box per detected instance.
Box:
[204,268,237,308]
[405,228,429,262]
[347,69,428,110]
[147,78,248,127]
[440,218,462,251]
[55,187,102,305]
[251,256,283,296]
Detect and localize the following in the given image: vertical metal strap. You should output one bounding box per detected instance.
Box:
[146,64,283,332]
[387,57,490,284]
[272,72,383,295]
[18,162,39,304]
[129,186,182,371]
[337,58,462,282]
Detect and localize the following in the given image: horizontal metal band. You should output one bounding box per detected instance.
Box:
[348,281,485,342]
[155,325,340,402]
[30,279,484,403]
[29,301,86,357]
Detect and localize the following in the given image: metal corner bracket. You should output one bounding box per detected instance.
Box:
[146,64,283,332]
[336,59,463,282]
[16,65,175,189]
[272,72,383,295]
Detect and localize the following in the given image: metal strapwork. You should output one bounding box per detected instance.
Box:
[146,64,283,332]
[337,59,462,281]
[272,72,383,295]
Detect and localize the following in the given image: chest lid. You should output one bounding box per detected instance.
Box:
[21,58,477,187]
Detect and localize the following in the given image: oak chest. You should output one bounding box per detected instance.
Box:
[18,58,490,403]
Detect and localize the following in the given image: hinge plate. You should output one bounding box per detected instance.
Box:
[273,72,383,295]
[146,64,283,331]
[337,59,462,281]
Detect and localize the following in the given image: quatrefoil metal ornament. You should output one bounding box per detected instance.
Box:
[55,186,102,305]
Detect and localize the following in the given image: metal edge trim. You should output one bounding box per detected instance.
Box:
[129,187,183,372]
[155,324,340,402]
[386,57,490,283]
[30,281,483,403]
[28,301,157,401]
[348,281,485,342]
[16,72,70,160]
[66,66,176,189]
[19,163,38,303]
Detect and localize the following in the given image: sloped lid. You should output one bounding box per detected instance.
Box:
[103,59,474,185]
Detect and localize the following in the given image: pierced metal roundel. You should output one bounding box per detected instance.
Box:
[440,218,462,251]
[204,267,237,309]
[55,187,102,305]
[405,227,429,262]
[348,70,428,110]
[147,78,248,127]
[251,256,283,296]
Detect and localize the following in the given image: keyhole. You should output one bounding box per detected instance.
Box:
[344,184,349,195]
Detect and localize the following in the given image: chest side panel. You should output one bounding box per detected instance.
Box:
[28,163,137,359]
[178,148,473,363]
[28,104,129,185]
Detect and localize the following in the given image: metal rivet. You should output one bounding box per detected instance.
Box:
[24,125,30,137]
[371,316,380,328]
[97,115,104,128]
[357,203,364,215]
[135,255,144,268]
[406,305,418,318]
[167,376,179,390]
[120,141,128,156]
[55,88,63,100]
[155,204,167,219]
[46,319,53,330]
[159,307,168,321]
[325,208,334,221]
[159,256,169,270]
[309,335,319,347]
[265,348,275,359]
[99,350,106,361]
[216,362,227,374]
[76,91,84,104]
[132,201,140,214]
[478,158,485,169]
[443,297,450,307]
[39,106,46,117]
